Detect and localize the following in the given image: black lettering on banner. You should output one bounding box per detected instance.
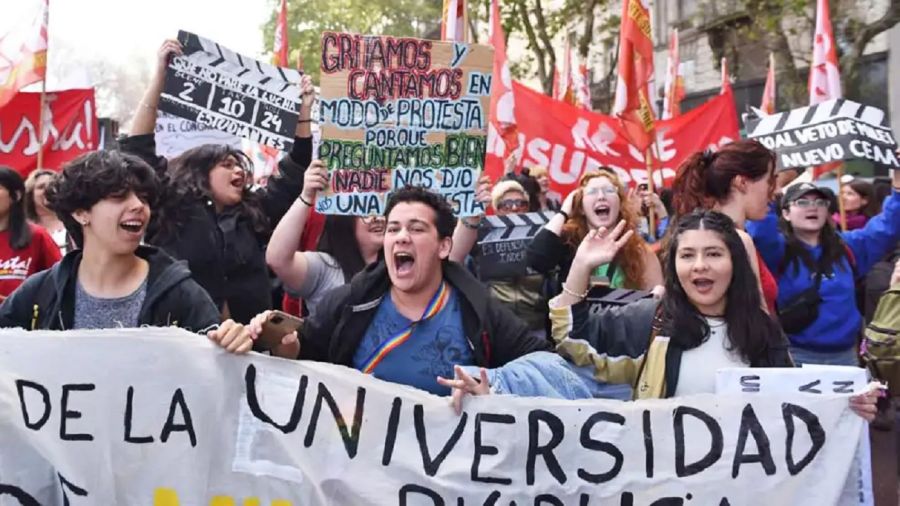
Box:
[60,384,95,442]
[471,413,515,485]
[382,397,402,466]
[740,375,760,393]
[673,406,723,477]
[832,381,853,394]
[15,379,51,430]
[398,484,444,506]
[526,410,567,486]
[578,411,625,484]
[245,364,309,433]
[124,386,154,444]
[731,404,776,478]
[798,380,822,394]
[159,388,197,447]
[643,410,654,478]
[303,383,366,459]
[0,485,40,506]
[535,495,564,506]
[58,473,88,505]
[414,404,467,476]
[783,402,825,475]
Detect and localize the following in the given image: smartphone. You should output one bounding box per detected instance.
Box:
[638,183,649,191]
[257,311,303,351]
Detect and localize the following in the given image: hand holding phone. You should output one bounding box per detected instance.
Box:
[254,310,303,352]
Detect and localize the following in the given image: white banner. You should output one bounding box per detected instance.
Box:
[0,328,864,505]
[716,366,874,506]
[154,111,242,159]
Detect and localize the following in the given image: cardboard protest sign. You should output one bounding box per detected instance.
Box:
[0,328,865,505]
[0,89,96,178]
[316,32,493,217]
[477,211,553,279]
[159,30,302,151]
[154,111,242,158]
[486,82,740,201]
[717,366,874,506]
[746,99,900,169]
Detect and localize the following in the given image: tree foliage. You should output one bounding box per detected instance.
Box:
[260,0,441,82]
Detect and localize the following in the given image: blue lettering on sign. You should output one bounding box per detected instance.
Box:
[467,72,492,96]
[451,43,469,68]
[437,167,476,190]
[332,192,385,216]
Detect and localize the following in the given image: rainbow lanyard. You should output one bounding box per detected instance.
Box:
[360,281,451,374]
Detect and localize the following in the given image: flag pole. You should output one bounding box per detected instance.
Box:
[36,74,47,170]
[645,148,656,241]
[836,165,847,231]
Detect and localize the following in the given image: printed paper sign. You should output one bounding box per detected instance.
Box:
[154,111,242,158]
[159,30,302,151]
[316,32,493,217]
[477,211,553,279]
[0,328,865,505]
[746,99,899,169]
[717,365,874,506]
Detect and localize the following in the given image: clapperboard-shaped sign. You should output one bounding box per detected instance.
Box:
[159,30,302,151]
[477,211,553,279]
[746,98,899,169]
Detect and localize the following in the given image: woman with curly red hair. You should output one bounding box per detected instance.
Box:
[526,169,663,293]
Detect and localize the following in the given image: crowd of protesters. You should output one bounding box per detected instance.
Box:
[2,41,900,460]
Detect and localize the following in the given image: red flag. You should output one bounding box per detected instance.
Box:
[441,0,468,42]
[809,0,842,178]
[483,0,518,181]
[662,29,685,120]
[760,53,776,115]
[0,89,96,178]
[0,0,48,109]
[720,57,731,95]
[273,0,288,66]
[612,0,656,152]
[575,63,592,110]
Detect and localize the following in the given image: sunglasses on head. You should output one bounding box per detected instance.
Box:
[497,198,528,211]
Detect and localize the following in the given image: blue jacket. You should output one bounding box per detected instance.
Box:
[747,190,900,351]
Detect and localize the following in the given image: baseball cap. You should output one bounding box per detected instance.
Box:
[781,182,833,209]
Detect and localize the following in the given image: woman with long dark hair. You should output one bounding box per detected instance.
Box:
[747,172,900,366]
[119,39,315,324]
[24,169,69,253]
[671,140,778,312]
[526,169,663,292]
[0,167,61,300]
[835,178,878,230]
[265,161,384,318]
[439,211,877,421]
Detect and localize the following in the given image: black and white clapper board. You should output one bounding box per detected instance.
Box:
[746,98,899,169]
[476,211,554,280]
[159,30,303,151]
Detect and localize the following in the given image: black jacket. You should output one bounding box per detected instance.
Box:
[0,246,219,331]
[526,228,574,288]
[118,134,312,324]
[300,260,552,367]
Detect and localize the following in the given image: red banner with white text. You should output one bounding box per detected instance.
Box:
[0,89,97,178]
[496,82,738,201]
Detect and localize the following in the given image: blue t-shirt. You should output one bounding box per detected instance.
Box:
[353,286,473,395]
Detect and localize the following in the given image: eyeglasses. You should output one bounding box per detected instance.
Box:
[792,198,830,209]
[497,199,529,211]
[361,216,386,231]
[583,186,618,196]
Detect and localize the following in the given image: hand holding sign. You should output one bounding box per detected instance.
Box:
[301,161,329,204]
[207,319,254,354]
[437,365,491,415]
[156,39,184,79]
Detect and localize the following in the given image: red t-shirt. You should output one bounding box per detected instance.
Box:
[0,224,62,299]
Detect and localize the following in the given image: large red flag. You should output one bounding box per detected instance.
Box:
[760,53,776,115]
[441,0,468,42]
[273,0,288,67]
[662,29,684,120]
[809,0,842,178]
[484,0,517,180]
[0,0,48,109]
[612,0,656,152]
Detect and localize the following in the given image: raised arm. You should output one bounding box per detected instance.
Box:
[266,161,328,291]
[449,175,492,263]
[131,40,182,136]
